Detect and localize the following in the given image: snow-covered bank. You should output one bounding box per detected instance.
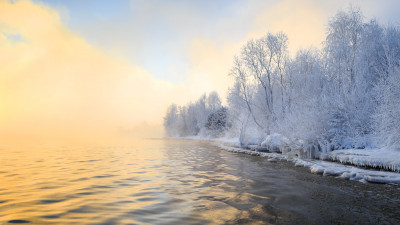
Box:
[329,148,400,172]
[214,140,400,185]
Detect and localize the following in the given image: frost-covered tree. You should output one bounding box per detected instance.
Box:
[282,48,329,144]
[230,32,290,134]
[325,6,364,92]
[322,6,375,149]
[373,29,400,149]
[163,92,226,137]
[229,56,262,130]
[163,104,179,137]
[207,91,222,112]
[242,32,289,116]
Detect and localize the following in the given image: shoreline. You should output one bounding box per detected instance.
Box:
[215,140,400,185]
[173,136,400,185]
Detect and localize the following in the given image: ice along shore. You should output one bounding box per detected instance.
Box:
[210,137,400,185]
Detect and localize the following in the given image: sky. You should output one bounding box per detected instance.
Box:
[0,0,399,141]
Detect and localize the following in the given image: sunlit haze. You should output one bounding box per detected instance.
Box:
[1,0,399,141]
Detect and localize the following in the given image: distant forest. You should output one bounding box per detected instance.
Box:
[164,7,400,152]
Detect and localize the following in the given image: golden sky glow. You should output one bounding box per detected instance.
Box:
[0,0,182,141]
[0,0,398,141]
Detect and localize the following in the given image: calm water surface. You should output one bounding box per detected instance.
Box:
[1,139,400,224]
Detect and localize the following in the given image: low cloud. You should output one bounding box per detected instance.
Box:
[0,0,192,142]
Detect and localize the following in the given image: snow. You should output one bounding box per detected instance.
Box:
[329,148,400,172]
[216,140,400,185]
[246,137,259,146]
[260,133,289,152]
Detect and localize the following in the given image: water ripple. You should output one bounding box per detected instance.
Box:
[8,220,31,224]
[0,140,399,224]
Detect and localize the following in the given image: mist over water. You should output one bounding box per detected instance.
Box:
[1,139,399,224]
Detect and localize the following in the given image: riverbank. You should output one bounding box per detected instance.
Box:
[208,138,400,185]
[172,135,400,184]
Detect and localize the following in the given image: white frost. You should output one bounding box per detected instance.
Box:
[329,148,400,172]
[217,142,400,185]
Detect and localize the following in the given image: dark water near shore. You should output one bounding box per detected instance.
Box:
[1,139,400,224]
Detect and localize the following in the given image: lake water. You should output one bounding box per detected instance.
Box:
[1,139,400,224]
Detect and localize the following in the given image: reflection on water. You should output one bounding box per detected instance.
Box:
[0,139,400,224]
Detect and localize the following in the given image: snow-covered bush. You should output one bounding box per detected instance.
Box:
[205,107,229,137]
[260,133,289,152]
